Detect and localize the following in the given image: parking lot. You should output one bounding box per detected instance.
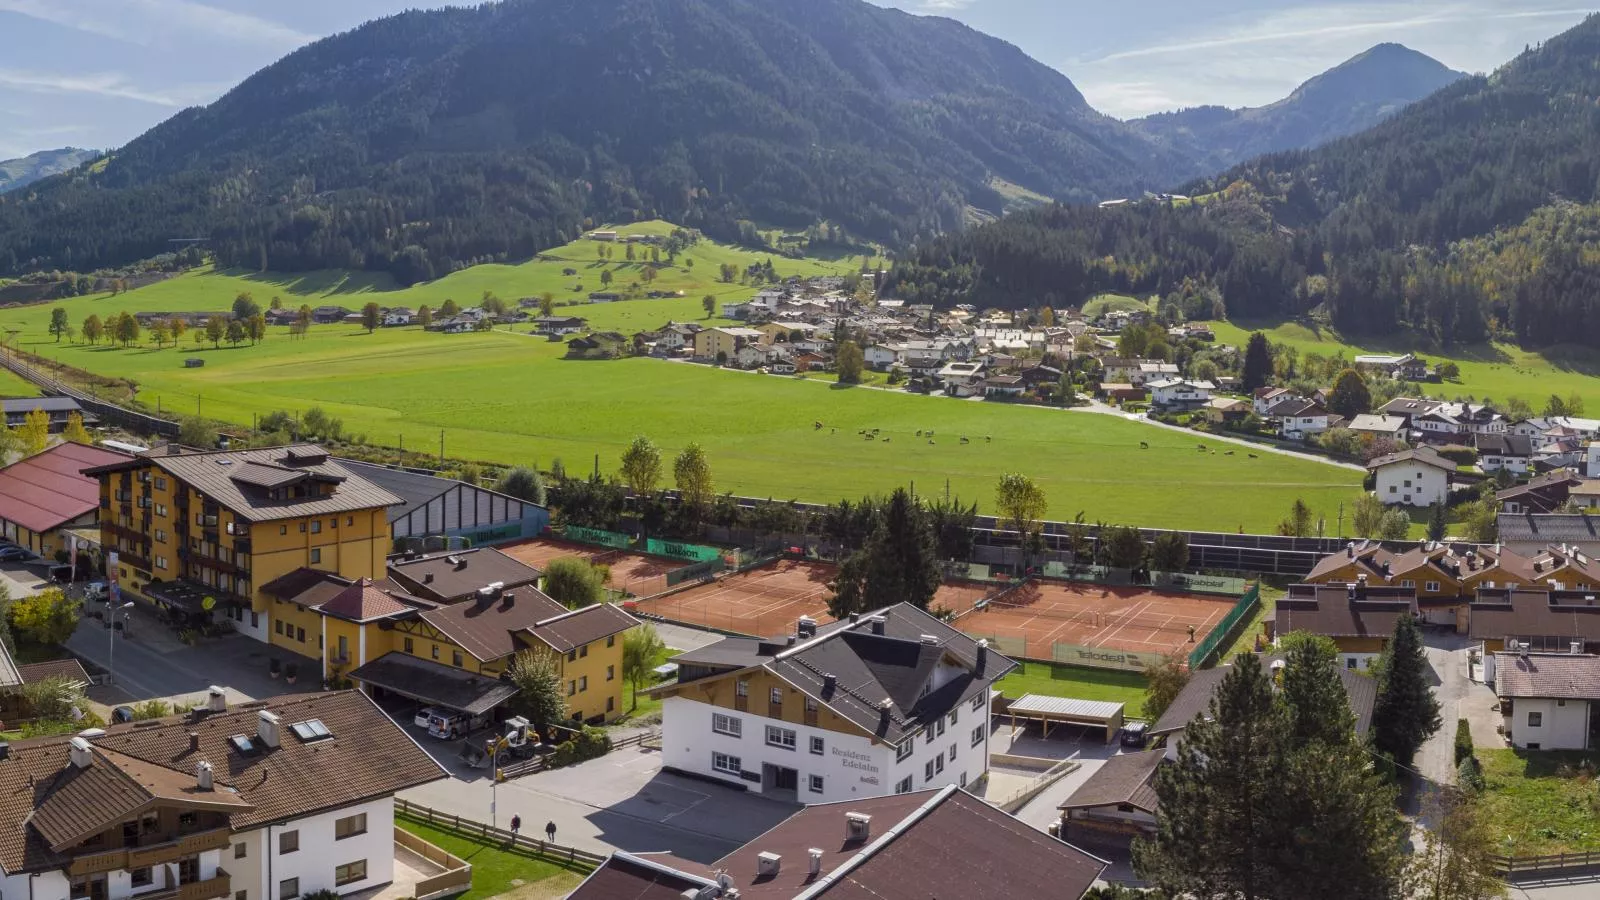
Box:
[0,559,52,599]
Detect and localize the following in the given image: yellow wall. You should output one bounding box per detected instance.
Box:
[1306,562,1374,585]
[1544,567,1598,591]
[558,632,628,722]
[659,667,864,738]
[1334,636,1389,655]
[1461,567,1533,592]
[693,329,747,361]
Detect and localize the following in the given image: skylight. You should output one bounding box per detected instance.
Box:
[289,719,332,742]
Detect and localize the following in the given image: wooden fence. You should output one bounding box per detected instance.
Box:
[1489,850,1600,876]
[396,799,607,869]
[393,828,472,900]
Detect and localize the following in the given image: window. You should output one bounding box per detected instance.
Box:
[131,868,153,887]
[712,713,742,737]
[156,529,167,543]
[156,504,168,517]
[766,725,797,750]
[1425,581,1441,593]
[275,620,284,635]
[606,665,615,681]
[895,775,914,794]
[770,687,784,705]
[431,644,439,660]
[971,725,983,747]
[934,755,944,774]
[179,811,197,828]
[329,518,338,530]
[1400,580,1414,588]
[404,637,414,653]
[310,521,322,534]
[607,635,616,648]
[279,878,299,900]
[1528,711,1543,728]
[948,744,957,763]
[896,739,915,762]
[334,861,367,887]
[810,736,824,755]
[960,772,967,788]
[712,752,741,775]
[607,696,615,712]
[948,709,958,727]
[579,644,588,659]
[279,831,299,854]
[736,680,749,697]
[295,626,305,642]
[566,649,577,663]
[1404,479,1412,487]
[346,516,354,527]
[925,760,935,782]
[156,556,168,570]
[925,728,936,747]
[452,650,463,667]
[279,525,287,536]
[971,694,984,711]
[155,478,167,491]
[1347,658,1357,670]
[309,548,321,564]
[809,774,825,794]
[1558,699,1567,707]
[578,675,588,692]
[935,718,946,738]
[234,842,247,859]
[298,523,307,533]
[236,893,247,900]
[568,680,577,697]
[335,813,367,840]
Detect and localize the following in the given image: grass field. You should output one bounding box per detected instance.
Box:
[995,661,1149,719]
[1477,749,1600,855]
[0,366,39,397]
[0,226,1363,530]
[1206,320,1600,408]
[1081,293,1153,319]
[396,815,587,900]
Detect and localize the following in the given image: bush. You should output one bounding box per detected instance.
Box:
[1457,755,1485,793]
[1435,444,1478,466]
[131,700,170,721]
[547,725,613,769]
[1454,718,1474,765]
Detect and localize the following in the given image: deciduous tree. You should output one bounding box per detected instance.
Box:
[1103,525,1147,569]
[1149,531,1189,572]
[8,589,80,647]
[60,412,92,445]
[81,314,103,345]
[1327,368,1372,419]
[622,624,666,711]
[496,467,547,505]
[702,294,716,318]
[417,305,433,327]
[18,409,51,456]
[673,443,714,514]
[619,435,663,498]
[1142,654,1190,725]
[542,557,606,609]
[835,340,864,384]
[507,649,566,731]
[49,307,68,342]
[994,473,1047,544]
[1405,790,1508,900]
[205,316,225,348]
[361,302,381,333]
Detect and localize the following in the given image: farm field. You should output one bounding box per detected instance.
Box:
[0,228,1362,531]
[1205,320,1600,408]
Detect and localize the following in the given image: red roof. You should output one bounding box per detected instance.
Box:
[0,443,132,534]
[317,578,418,622]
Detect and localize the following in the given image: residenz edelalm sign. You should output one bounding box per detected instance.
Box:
[833,746,880,786]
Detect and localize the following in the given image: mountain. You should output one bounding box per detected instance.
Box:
[0,0,1195,282]
[0,148,97,194]
[1131,44,1466,170]
[883,15,1600,350]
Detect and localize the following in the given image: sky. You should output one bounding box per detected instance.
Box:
[0,0,1590,161]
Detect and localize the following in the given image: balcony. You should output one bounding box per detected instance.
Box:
[233,539,252,555]
[66,831,230,876]
[121,553,153,573]
[178,870,231,900]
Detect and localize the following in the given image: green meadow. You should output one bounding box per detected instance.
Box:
[1205,320,1600,408]
[0,225,1362,530]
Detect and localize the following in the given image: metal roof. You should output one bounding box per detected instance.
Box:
[1007,694,1124,721]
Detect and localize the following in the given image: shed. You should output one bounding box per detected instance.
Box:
[1003,694,1125,743]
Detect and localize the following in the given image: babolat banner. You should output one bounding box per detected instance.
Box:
[1052,642,1161,673]
[646,538,723,562]
[564,526,633,549]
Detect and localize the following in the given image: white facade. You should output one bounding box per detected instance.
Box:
[1502,698,1593,750]
[1480,451,1531,475]
[1374,460,1450,507]
[254,798,395,900]
[660,692,992,804]
[1148,379,1212,409]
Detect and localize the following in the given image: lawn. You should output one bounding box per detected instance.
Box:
[1477,749,1600,856]
[1220,583,1283,661]
[0,227,1364,531]
[396,815,587,900]
[0,365,39,397]
[1081,293,1154,319]
[1205,319,1600,409]
[616,644,679,723]
[996,661,1149,719]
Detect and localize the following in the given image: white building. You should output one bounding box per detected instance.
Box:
[1368,447,1455,507]
[652,605,1014,804]
[1266,398,1335,441]
[1494,651,1600,750]
[1147,378,1213,410]
[0,689,444,900]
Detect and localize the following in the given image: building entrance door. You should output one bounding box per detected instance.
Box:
[762,763,799,800]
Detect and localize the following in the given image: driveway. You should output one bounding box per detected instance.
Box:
[0,560,51,599]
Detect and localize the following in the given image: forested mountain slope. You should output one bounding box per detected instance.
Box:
[0,0,1192,283]
[1131,44,1464,169]
[885,15,1600,350]
[0,148,97,194]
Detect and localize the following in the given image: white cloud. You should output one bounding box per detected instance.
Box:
[1069,1,1593,118]
[0,69,188,106]
[0,0,312,49]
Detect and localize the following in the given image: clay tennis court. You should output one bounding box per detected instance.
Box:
[501,537,682,598]
[954,580,1236,657]
[630,559,1007,637]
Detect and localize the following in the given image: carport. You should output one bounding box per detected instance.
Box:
[1004,694,1125,744]
[349,652,518,722]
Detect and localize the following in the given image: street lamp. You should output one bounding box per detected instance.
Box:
[108,602,134,685]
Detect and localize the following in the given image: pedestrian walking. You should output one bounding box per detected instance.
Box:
[510,814,522,838]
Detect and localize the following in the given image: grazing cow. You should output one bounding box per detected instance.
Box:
[1248,453,1258,459]
[1139,441,1149,449]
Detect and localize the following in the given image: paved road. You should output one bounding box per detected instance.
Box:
[1510,877,1600,899]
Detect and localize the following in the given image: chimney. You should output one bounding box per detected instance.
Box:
[756,852,782,877]
[808,848,823,878]
[877,699,892,731]
[501,592,516,609]
[188,732,200,753]
[424,572,435,584]
[976,639,989,676]
[1573,641,1584,655]
[845,812,872,841]
[822,673,837,694]
[476,587,495,608]
[206,686,227,713]
[870,615,886,636]
[848,612,860,624]
[196,760,214,791]
[69,736,93,769]
[257,710,281,749]
[455,557,469,571]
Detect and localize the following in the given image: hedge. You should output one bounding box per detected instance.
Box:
[1454,718,1474,765]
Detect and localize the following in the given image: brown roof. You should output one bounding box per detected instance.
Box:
[1276,586,1415,638]
[528,604,640,654]
[713,787,1104,899]
[1366,446,1455,472]
[1152,655,1377,737]
[0,690,443,873]
[262,568,431,619]
[1307,541,1394,582]
[1470,590,1600,642]
[16,658,90,687]
[420,589,568,662]
[566,853,719,900]
[387,548,543,603]
[1059,749,1164,814]
[0,442,132,533]
[318,578,422,622]
[1494,653,1600,699]
[83,444,402,523]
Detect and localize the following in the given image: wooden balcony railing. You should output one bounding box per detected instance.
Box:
[67,830,230,876]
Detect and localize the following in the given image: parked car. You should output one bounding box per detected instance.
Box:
[414,706,439,730]
[426,709,470,740]
[82,580,109,601]
[1120,722,1149,749]
[0,546,33,563]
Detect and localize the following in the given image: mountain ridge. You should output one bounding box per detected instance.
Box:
[0,148,98,194]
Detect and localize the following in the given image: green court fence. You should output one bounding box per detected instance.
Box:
[563,525,634,550]
[645,538,723,563]
[665,557,725,587]
[1035,562,1247,597]
[1188,582,1262,670]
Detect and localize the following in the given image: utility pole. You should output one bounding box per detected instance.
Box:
[439,430,445,465]
[1336,502,1345,538]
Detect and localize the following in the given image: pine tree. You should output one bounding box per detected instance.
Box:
[1135,654,1289,900]
[1372,614,1442,766]
[861,489,941,610]
[1242,332,1273,392]
[1428,502,1448,542]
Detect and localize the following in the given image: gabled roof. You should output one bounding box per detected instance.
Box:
[1366,446,1455,472]
[419,589,568,662]
[1494,652,1600,700]
[386,547,543,602]
[1475,433,1535,457]
[1275,586,1414,638]
[318,578,420,623]
[1058,748,1164,814]
[1151,655,1377,737]
[1470,589,1600,641]
[1348,414,1407,433]
[0,442,133,533]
